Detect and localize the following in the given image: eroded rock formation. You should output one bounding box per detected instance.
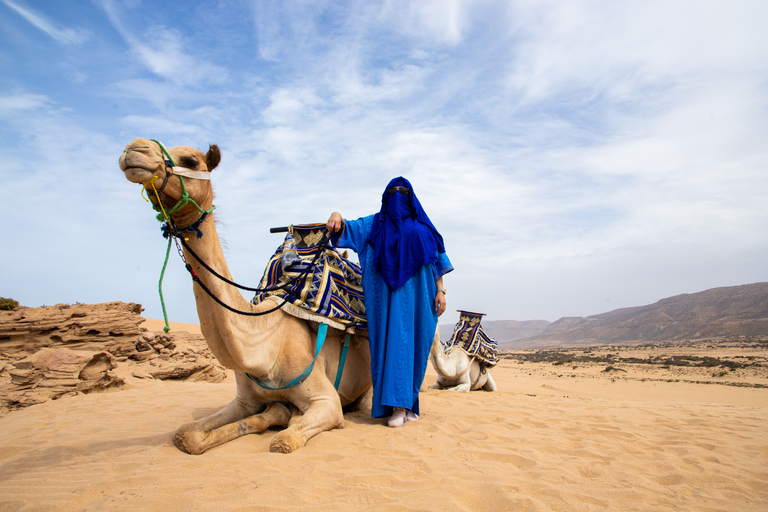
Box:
[0,302,227,415]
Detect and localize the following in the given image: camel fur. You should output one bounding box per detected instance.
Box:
[429,328,497,392]
[120,138,372,454]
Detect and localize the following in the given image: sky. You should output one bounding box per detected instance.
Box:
[1,0,767,328]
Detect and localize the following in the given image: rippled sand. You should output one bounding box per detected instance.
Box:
[1,341,766,511]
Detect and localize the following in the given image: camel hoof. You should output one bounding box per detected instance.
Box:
[269,430,305,454]
[174,426,206,455]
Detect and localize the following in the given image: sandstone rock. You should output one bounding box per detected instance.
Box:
[150,361,227,383]
[0,302,144,354]
[0,302,228,415]
[135,340,153,352]
[0,348,124,412]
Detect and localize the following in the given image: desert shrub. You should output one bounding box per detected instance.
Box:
[0,297,19,310]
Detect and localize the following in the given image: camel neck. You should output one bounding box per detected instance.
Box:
[180,214,281,372]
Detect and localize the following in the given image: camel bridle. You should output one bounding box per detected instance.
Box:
[134,140,345,391]
[136,140,329,322]
[140,139,217,239]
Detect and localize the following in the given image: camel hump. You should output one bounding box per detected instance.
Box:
[447,311,499,367]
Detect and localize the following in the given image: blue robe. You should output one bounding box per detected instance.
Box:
[335,215,453,418]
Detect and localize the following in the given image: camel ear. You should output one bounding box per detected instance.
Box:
[206,144,221,171]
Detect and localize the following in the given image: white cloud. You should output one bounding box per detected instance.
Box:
[506,0,768,105]
[98,0,227,85]
[381,0,466,45]
[0,93,52,112]
[130,29,229,85]
[262,88,322,125]
[1,0,90,44]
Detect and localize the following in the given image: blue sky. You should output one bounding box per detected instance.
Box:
[1,0,767,327]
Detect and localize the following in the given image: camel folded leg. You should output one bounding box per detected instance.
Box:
[268,375,345,454]
[342,385,372,413]
[175,401,291,455]
[448,373,472,392]
[482,373,497,391]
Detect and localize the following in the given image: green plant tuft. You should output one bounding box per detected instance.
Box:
[0,297,20,310]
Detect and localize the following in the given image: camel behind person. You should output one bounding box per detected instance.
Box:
[429,312,499,392]
[429,330,498,392]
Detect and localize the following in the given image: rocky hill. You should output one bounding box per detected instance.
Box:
[482,319,551,343]
[500,283,768,349]
[439,319,551,343]
[0,302,228,415]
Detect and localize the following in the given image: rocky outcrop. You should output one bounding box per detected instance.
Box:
[0,302,228,415]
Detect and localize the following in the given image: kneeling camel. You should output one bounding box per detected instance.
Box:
[429,329,497,392]
[120,138,372,454]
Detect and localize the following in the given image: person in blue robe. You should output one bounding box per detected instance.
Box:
[327,177,453,427]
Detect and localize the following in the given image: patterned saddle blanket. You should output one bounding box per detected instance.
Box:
[252,223,367,333]
[446,311,499,367]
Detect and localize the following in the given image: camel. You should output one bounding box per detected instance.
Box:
[120,138,372,454]
[429,328,497,392]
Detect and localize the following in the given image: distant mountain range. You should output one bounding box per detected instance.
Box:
[440,283,768,350]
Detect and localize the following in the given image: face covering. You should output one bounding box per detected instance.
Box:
[367,177,445,290]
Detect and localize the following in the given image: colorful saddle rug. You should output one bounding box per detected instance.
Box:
[446,311,499,367]
[252,223,367,333]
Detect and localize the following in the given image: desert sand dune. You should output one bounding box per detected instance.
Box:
[1,341,766,511]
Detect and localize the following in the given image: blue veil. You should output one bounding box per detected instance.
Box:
[366,177,445,290]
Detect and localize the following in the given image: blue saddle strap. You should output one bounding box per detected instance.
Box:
[246,323,328,390]
[333,334,351,390]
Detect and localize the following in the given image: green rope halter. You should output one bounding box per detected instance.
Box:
[146,139,216,333]
[150,139,216,216]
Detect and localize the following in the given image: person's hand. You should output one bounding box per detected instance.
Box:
[435,290,446,317]
[326,212,344,233]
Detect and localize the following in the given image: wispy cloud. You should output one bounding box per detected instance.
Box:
[0,93,52,112]
[381,0,467,45]
[97,0,228,86]
[1,0,89,44]
[130,28,229,85]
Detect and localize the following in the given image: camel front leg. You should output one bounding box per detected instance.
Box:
[449,373,472,392]
[175,402,292,454]
[429,377,447,390]
[174,396,255,454]
[482,373,497,391]
[268,375,345,454]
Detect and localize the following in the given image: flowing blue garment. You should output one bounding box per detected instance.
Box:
[335,215,453,418]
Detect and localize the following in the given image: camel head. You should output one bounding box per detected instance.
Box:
[120,138,221,231]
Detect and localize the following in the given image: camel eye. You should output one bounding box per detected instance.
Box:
[179,156,199,168]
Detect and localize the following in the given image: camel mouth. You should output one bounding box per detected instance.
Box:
[120,143,163,184]
[122,167,156,184]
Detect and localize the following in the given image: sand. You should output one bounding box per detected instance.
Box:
[0,332,766,511]
[140,318,202,336]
